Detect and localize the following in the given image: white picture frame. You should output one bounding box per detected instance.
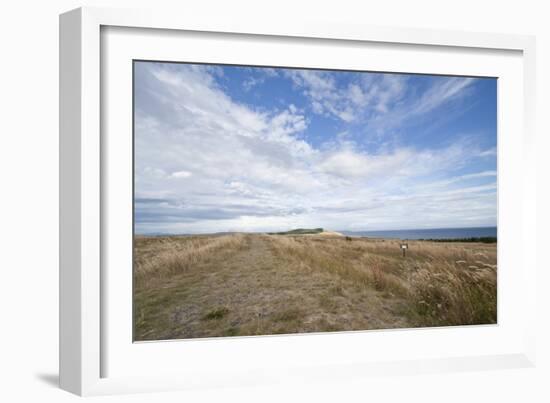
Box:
[59,6,537,396]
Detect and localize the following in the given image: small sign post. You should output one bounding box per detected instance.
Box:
[400,242,408,257]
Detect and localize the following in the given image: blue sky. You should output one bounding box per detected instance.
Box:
[134,61,497,234]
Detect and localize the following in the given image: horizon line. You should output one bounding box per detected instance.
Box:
[135,225,497,236]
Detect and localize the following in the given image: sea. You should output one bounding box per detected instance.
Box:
[341,226,497,240]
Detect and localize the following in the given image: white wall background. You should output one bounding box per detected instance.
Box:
[0,0,548,401]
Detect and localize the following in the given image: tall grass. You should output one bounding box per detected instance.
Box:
[405,260,496,326]
[268,236,409,295]
[134,234,248,288]
[267,235,496,327]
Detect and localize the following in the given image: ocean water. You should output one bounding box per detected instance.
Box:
[342,227,497,240]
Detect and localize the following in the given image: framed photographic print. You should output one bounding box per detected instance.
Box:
[60,7,537,396]
[132,60,499,342]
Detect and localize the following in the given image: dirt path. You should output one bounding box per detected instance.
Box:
[134,235,411,341]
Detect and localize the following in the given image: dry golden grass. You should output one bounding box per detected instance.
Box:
[269,236,496,326]
[134,234,496,341]
[134,234,248,288]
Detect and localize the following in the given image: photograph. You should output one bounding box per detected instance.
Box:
[133,61,497,341]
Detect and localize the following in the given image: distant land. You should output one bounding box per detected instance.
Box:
[268,228,324,235]
[137,226,496,241]
[267,228,344,237]
[340,226,497,240]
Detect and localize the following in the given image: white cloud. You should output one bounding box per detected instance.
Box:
[367,76,475,132]
[284,71,473,128]
[410,77,475,116]
[242,76,264,91]
[319,148,411,179]
[171,170,192,178]
[262,67,279,77]
[285,70,409,123]
[285,70,355,121]
[478,147,497,157]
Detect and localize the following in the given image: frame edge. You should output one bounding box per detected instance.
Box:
[59,7,83,396]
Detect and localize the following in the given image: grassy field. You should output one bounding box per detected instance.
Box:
[134,233,497,341]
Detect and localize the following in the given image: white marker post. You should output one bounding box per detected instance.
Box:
[400,242,408,257]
